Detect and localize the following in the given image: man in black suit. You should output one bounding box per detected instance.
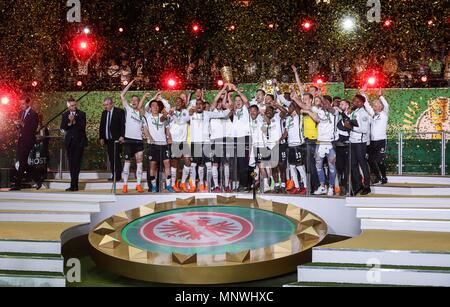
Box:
[99,97,125,181]
[60,98,87,191]
[11,96,39,190]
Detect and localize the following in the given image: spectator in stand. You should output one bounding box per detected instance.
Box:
[308,58,320,81]
[444,49,450,86]
[383,54,398,86]
[107,59,120,87]
[329,57,342,82]
[398,51,414,88]
[120,59,132,85]
[429,54,443,86]
[134,59,145,89]
[417,53,430,82]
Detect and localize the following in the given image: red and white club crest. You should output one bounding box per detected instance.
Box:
[139,212,254,248]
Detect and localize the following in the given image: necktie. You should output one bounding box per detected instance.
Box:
[107,111,112,139]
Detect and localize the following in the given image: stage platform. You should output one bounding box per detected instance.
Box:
[0,174,449,287]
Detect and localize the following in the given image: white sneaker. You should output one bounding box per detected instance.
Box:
[327,187,334,196]
[314,186,327,195]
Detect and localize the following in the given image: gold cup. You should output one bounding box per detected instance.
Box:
[428,97,449,139]
[220,66,234,84]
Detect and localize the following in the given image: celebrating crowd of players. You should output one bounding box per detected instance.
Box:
[100,65,389,196]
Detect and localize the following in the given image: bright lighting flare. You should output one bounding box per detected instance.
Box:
[80,42,88,49]
[421,75,428,83]
[383,19,393,28]
[268,23,275,29]
[122,80,129,86]
[217,79,224,87]
[1,97,9,105]
[83,27,90,34]
[302,20,313,31]
[229,25,236,31]
[119,27,124,33]
[192,24,200,32]
[342,17,356,31]
[167,79,176,87]
[315,78,324,85]
[155,26,160,32]
[31,81,38,87]
[76,80,83,87]
[368,77,377,86]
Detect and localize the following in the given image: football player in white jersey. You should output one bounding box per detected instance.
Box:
[362,87,389,185]
[142,99,174,193]
[249,104,268,191]
[189,98,231,192]
[167,96,191,193]
[120,79,145,193]
[285,90,308,195]
[262,99,288,193]
[209,85,231,192]
[311,95,339,196]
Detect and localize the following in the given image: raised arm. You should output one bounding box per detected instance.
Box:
[360,84,374,117]
[290,88,309,110]
[214,85,228,105]
[291,65,305,96]
[120,79,135,108]
[378,89,389,114]
[139,92,152,115]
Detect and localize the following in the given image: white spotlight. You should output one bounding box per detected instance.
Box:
[83,27,91,34]
[341,17,356,31]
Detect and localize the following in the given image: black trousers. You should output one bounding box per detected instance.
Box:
[304,139,320,192]
[235,136,250,188]
[335,144,349,190]
[368,140,387,180]
[350,142,371,192]
[106,140,123,180]
[67,143,85,189]
[14,142,35,187]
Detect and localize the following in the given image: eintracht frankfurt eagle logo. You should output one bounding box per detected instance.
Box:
[139,211,254,248]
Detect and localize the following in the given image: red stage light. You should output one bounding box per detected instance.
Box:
[427,20,434,26]
[76,80,83,87]
[71,34,96,60]
[421,75,428,83]
[1,96,9,105]
[383,19,393,28]
[122,80,129,86]
[301,20,314,31]
[119,27,124,33]
[314,77,324,85]
[192,24,200,33]
[268,23,275,29]
[155,26,160,32]
[229,25,236,31]
[166,78,177,88]
[80,41,88,49]
[31,81,38,87]
[217,79,224,87]
[367,76,377,86]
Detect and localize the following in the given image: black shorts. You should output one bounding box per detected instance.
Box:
[368,140,387,163]
[208,138,233,164]
[279,143,288,165]
[191,143,211,165]
[124,138,144,160]
[148,144,170,162]
[169,142,191,159]
[288,145,305,165]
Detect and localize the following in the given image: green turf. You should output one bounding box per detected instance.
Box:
[0,270,64,278]
[285,281,417,287]
[0,252,62,259]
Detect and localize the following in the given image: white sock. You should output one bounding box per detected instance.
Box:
[212,166,219,188]
[255,167,260,181]
[123,162,131,184]
[205,162,212,187]
[136,163,143,185]
[181,166,190,183]
[290,165,300,188]
[224,164,230,187]
[198,166,205,185]
[190,163,197,186]
[297,165,307,187]
[286,165,291,180]
[170,167,177,186]
[166,177,171,187]
[263,178,269,190]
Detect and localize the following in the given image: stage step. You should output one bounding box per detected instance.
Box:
[0,239,61,255]
[313,247,450,268]
[0,253,63,273]
[361,218,450,232]
[371,186,450,196]
[347,197,450,209]
[0,210,91,223]
[0,270,65,287]
[0,191,116,203]
[0,200,100,213]
[356,208,450,220]
[297,263,450,287]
